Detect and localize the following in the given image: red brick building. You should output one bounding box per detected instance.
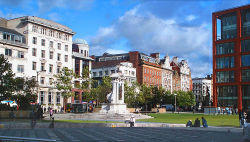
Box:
[213,5,250,111]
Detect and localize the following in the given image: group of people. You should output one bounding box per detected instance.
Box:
[186,117,208,128]
[217,106,238,115]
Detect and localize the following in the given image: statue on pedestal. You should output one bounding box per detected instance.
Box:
[100,72,129,114]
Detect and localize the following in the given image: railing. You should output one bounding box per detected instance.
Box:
[0,136,56,142]
[0,39,27,48]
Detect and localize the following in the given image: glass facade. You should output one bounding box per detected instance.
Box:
[242,69,250,82]
[216,71,235,83]
[220,13,237,40]
[241,39,250,52]
[216,56,234,69]
[216,42,234,55]
[242,9,250,37]
[217,86,237,107]
[242,85,250,111]
[242,55,250,67]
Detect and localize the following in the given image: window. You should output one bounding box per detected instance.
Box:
[57,53,61,61]
[40,91,44,104]
[41,63,45,71]
[65,55,68,62]
[216,71,235,83]
[32,25,38,33]
[40,77,45,84]
[56,92,60,104]
[49,41,53,48]
[220,13,237,40]
[48,92,52,104]
[32,62,36,70]
[18,51,24,58]
[217,86,237,107]
[242,55,250,67]
[49,78,53,85]
[57,43,61,50]
[57,66,60,73]
[49,64,53,73]
[242,69,250,82]
[5,49,12,56]
[81,50,83,54]
[49,30,54,37]
[32,48,36,56]
[49,51,53,59]
[241,40,250,52]
[216,42,234,55]
[9,63,12,70]
[132,71,135,76]
[242,9,250,37]
[17,65,24,73]
[84,50,87,56]
[93,72,97,77]
[216,56,234,69]
[65,45,68,51]
[105,70,109,76]
[41,39,45,46]
[111,70,115,74]
[41,50,45,58]
[99,71,103,76]
[33,37,37,44]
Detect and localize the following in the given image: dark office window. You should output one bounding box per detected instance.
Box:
[242,9,250,37]
[220,13,237,40]
[242,55,250,67]
[216,71,235,83]
[241,39,250,52]
[216,42,234,55]
[242,69,250,82]
[217,86,237,107]
[216,56,234,69]
[242,85,250,110]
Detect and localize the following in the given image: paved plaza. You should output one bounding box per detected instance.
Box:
[0,127,244,142]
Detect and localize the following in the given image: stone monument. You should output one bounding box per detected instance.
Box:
[100,72,129,114]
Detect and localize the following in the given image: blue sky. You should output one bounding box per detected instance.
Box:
[0,0,249,77]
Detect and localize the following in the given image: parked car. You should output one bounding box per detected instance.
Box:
[162,104,174,111]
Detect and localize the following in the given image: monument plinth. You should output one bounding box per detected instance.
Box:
[100,73,129,114]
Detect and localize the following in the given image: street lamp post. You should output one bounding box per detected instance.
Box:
[174,94,177,113]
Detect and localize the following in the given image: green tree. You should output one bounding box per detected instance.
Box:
[13,77,37,110]
[54,67,75,111]
[152,86,165,107]
[139,84,153,111]
[98,76,112,103]
[0,54,16,100]
[124,82,140,108]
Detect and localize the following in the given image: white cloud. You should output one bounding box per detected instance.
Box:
[105,49,127,54]
[90,7,211,77]
[186,15,196,21]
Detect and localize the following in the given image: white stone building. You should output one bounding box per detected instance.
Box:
[0,16,75,112]
[92,61,136,86]
[192,77,212,104]
[179,60,191,91]
[161,56,173,92]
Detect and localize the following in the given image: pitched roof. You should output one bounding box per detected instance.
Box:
[92,60,124,69]
[0,27,24,36]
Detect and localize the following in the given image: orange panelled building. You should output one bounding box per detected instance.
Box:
[213,5,250,112]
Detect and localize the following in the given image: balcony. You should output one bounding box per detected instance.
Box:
[0,38,27,48]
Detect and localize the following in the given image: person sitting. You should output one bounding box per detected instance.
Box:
[194,118,200,127]
[186,120,192,127]
[201,117,208,128]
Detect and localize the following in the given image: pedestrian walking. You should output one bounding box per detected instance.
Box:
[50,108,53,120]
[130,115,135,127]
[201,117,208,128]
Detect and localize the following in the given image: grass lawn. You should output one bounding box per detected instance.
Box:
[44,120,121,123]
[137,113,239,127]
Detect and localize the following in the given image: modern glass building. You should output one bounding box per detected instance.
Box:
[213,5,250,112]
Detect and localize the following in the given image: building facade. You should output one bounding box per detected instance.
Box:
[0,16,75,112]
[72,39,93,104]
[213,5,250,111]
[92,61,136,86]
[160,56,173,92]
[192,76,212,106]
